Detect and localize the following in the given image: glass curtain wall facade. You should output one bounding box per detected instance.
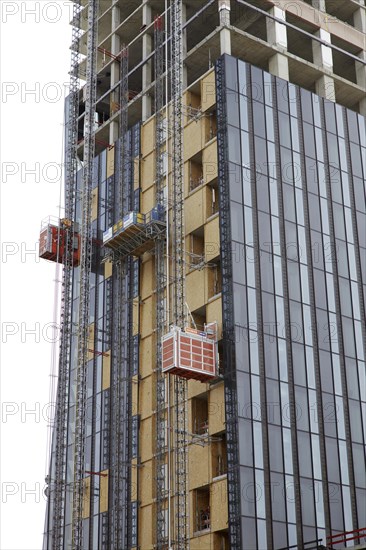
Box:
[216,54,366,550]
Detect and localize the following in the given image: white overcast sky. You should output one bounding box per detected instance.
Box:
[1,2,74,548]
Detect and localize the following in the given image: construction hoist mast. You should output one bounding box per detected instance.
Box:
[52,1,81,548]
[154,14,168,549]
[170,1,190,548]
[71,0,99,548]
[109,44,131,549]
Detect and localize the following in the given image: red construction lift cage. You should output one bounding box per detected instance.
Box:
[162,324,218,382]
[39,216,80,266]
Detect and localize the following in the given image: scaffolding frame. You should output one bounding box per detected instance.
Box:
[109,44,132,550]
[51,2,82,548]
[71,1,99,548]
[154,13,169,549]
[170,1,189,548]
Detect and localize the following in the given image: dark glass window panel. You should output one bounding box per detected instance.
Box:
[241,517,257,549]
[301,478,316,525]
[295,386,310,431]
[266,379,281,424]
[289,300,303,344]
[237,372,252,419]
[347,110,359,143]
[297,431,312,477]
[327,132,340,168]
[335,240,349,279]
[346,358,360,400]
[281,146,294,184]
[308,193,322,232]
[277,79,289,114]
[271,473,287,522]
[287,261,301,301]
[234,283,247,327]
[225,54,238,91]
[273,521,288,549]
[240,466,256,516]
[231,201,244,241]
[227,93,240,127]
[228,125,241,164]
[339,277,352,318]
[285,221,299,261]
[256,175,270,213]
[313,269,327,310]
[279,112,291,149]
[229,162,243,203]
[232,243,246,285]
[235,327,250,372]
[260,252,274,293]
[303,123,316,159]
[323,393,338,438]
[255,137,268,177]
[316,308,330,352]
[301,88,313,124]
[305,157,318,194]
[239,419,254,466]
[319,350,333,392]
[349,399,363,444]
[342,317,356,358]
[350,143,363,178]
[333,203,346,241]
[292,343,307,386]
[264,334,279,379]
[356,490,366,529]
[353,444,366,488]
[251,65,264,102]
[269,426,284,472]
[283,183,296,223]
[324,100,337,134]
[329,483,344,532]
[258,211,272,253]
[357,212,366,248]
[288,83,298,116]
[253,100,266,138]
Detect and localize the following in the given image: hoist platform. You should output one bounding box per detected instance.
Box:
[103,204,166,257]
[162,324,218,382]
[39,216,80,266]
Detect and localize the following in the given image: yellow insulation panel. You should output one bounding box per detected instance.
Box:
[201,69,216,111]
[82,476,91,519]
[107,147,114,178]
[100,470,109,513]
[102,352,111,390]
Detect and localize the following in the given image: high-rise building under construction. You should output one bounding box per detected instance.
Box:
[41,1,366,549]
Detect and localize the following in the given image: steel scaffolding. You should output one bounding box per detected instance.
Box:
[170,1,189,548]
[71,0,99,548]
[154,13,169,549]
[52,2,82,548]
